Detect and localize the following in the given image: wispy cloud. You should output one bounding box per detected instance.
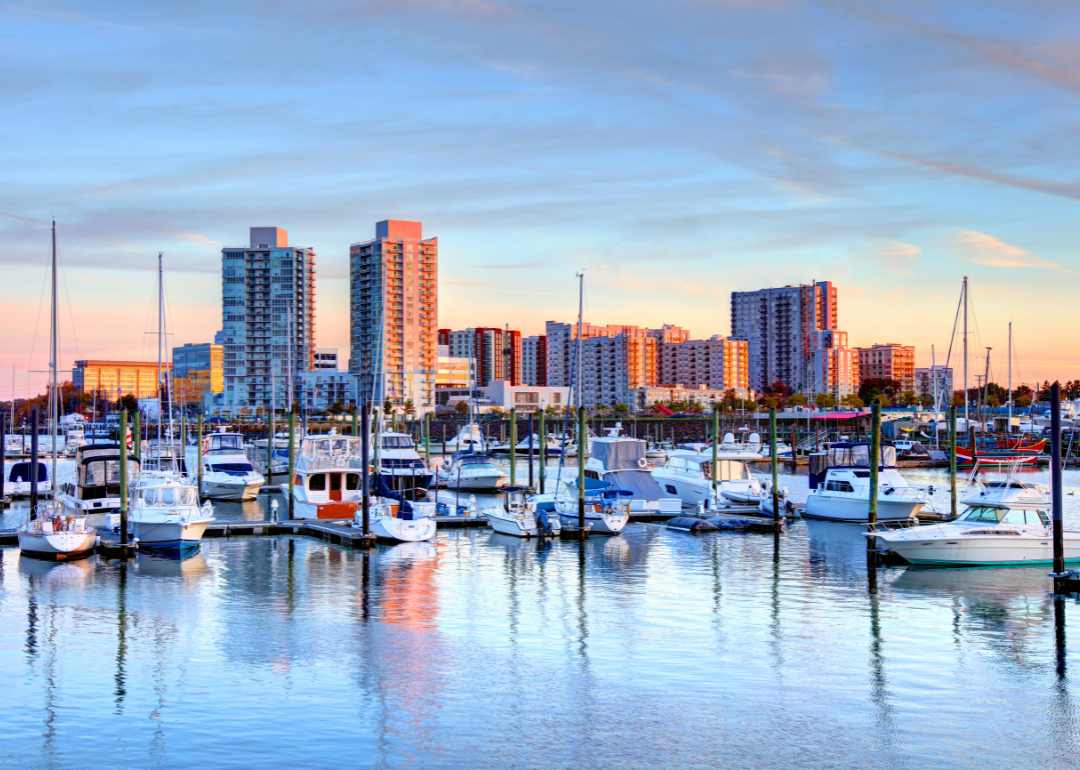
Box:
[949,230,1072,273]
[871,240,920,277]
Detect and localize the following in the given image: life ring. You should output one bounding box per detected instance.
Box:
[637,458,648,469]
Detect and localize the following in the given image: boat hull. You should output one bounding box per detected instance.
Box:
[651,472,711,508]
[558,511,627,535]
[803,494,922,523]
[439,472,507,491]
[202,479,262,501]
[130,519,212,551]
[371,515,437,542]
[887,536,1080,566]
[485,512,540,537]
[17,530,97,561]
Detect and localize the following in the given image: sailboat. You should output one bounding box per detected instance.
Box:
[127,254,215,552]
[18,222,98,561]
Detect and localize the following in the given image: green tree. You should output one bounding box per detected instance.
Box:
[1016,395,1032,408]
[489,406,504,416]
[613,403,629,414]
[403,399,416,417]
[115,393,138,414]
[760,396,779,410]
[327,400,344,416]
[815,393,836,409]
[951,392,965,408]
[859,378,901,404]
[454,400,469,415]
[840,394,864,409]
[986,394,1000,408]
[900,391,919,407]
[788,393,807,408]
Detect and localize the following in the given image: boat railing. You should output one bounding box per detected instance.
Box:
[296,456,364,472]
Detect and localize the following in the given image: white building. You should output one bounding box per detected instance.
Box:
[808,329,859,400]
[482,381,570,413]
[313,348,339,371]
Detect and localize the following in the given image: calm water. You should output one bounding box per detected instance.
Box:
[3,457,1080,769]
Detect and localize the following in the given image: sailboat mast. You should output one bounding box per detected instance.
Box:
[1007,322,1013,432]
[157,252,163,461]
[50,221,58,492]
[575,272,584,411]
[962,276,968,426]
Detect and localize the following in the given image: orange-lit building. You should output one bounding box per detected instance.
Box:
[855,343,916,393]
[73,360,169,400]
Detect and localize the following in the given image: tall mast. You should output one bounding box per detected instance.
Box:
[1007,323,1013,432]
[50,221,58,492]
[157,252,163,463]
[962,276,968,426]
[575,271,584,411]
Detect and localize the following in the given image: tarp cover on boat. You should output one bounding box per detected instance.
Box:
[590,439,646,471]
[604,469,678,501]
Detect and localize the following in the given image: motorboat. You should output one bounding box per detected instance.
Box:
[289,434,364,519]
[758,479,793,518]
[645,439,671,460]
[804,443,928,523]
[583,431,681,515]
[758,440,792,459]
[890,440,931,460]
[869,475,1080,565]
[358,498,437,543]
[651,450,718,509]
[441,423,487,454]
[491,432,569,456]
[373,431,434,499]
[438,452,507,491]
[718,432,765,460]
[719,463,764,505]
[187,432,264,501]
[56,443,140,529]
[554,483,630,535]
[435,490,478,517]
[482,487,559,538]
[254,431,296,449]
[128,470,215,552]
[17,500,98,561]
[6,460,51,498]
[63,428,85,455]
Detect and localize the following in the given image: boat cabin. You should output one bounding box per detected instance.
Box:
[203,433,245,454]
[295,436,364,503]
[956,505,1051,527]
[8,461,47,483]
[809,443,897,489]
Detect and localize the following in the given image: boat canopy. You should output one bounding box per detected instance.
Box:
[590,438,645,471]
[604,469,679,501]
[302,436,361,458]
[204,433,245,453]
[825,442,897,468]
[452,453,496,466]
[380,434,415,449]
[8,461,47,482]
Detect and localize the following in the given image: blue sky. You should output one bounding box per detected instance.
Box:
[2,0,1078,397]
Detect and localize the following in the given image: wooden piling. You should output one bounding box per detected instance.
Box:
[769,407,779,522]
[119,409,129,546]
[1051,382,1067,592]
[288,413,295,519]
[509,407,517,487]
[361,404,371,536]
[538,408,546,495]
[949,405,957,520]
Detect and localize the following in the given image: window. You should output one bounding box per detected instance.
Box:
[345,474,360,491]
[309,473,326,491]
[330,474,342,492]
[960,506,1006,523]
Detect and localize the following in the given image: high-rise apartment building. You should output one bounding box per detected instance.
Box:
[578,334,657,409]
[349,220,438,411]
[221,227,316,412]
[545,322,663,390]
[730,281,837,392]
[809,330,859,400]
[436,327,521,386]
[855,343,916,393]
[657,336,749,391]
[915,367,954,404]
[522,335,547,386]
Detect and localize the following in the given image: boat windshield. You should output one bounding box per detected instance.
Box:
[209,462,255,475]
[305,438,360,458]
[139,486,198,507]
[381,435,415,449]
[206,434,244,452]
[958,506,1050,526]
[82,459,123,486]
[458,457,495,468]
[826,444,897,468]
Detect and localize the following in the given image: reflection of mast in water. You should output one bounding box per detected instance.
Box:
[766,530,784,674]
[115,562,129,714]
[866,569,897,749]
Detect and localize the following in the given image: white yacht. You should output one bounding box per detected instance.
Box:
[651,450,717,509]
[56,443,140,529]
[869,475,1080,565]
[18,500,98,562]
[358,498,438,543]
[187,432,264,501]
[128,470,215,552]
[6,461,51,498]
[554,483,630,535]
[718,432,765,460]
[482,487,559,538]
[438,452,507,491]
[254,431,296,449]
[804,443,927,523]
[374,431,434,499]
[491,433,568,456]
[441,423,486,454]
[583,429,681,514]
[290,434,364,519]
[758,440,793,459]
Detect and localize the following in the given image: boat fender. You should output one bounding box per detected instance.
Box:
[884,487,895,495]
[637,458,648,469]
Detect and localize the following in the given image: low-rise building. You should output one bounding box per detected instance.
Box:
[631,385,748,411]
[914,367,954,404]
[172,343,224,408]
[855,343,916,393]
[74,360,169,400]
[482,381,571,413]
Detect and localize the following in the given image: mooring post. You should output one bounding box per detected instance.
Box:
[538,408,546,495]
[949,405,957,520]
[770,407,780,521]
[197,414,204,501]
[361,405,371,536]
[711,407,719,511]
[133,411,141,464]
[528,411,534,490]
[578,406,586,531]
[29,408,39,515]
[288,413,295,520]
[868,400,881,560]
[790,421,798,464]
[509,408,517,488]
[119,409,129,546]
[1051,382,1067,592]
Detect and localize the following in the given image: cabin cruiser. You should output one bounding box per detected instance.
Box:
[869,475,1080,565]
[758,440,792,459]
[651,451,718,509]
[482,487,560,538]
[718,432,765,460]
[187,432,264,501]
[56,443,140,529]
[17,500,98,561]
[442,423,486,454]
[438,452,507,491]
[356,492,438,543]
[374,431,434,499]
[804,443,928,522]
[554,483,630,535]
[491,433,569,456]
[63,428,85,455]
[254,431,296,449]
[583,431,681,514]
[289,434,364,519]
[128,470,215,552]
[6,461,51,498]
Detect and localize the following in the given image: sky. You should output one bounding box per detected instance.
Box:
[2,0,1079,398]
